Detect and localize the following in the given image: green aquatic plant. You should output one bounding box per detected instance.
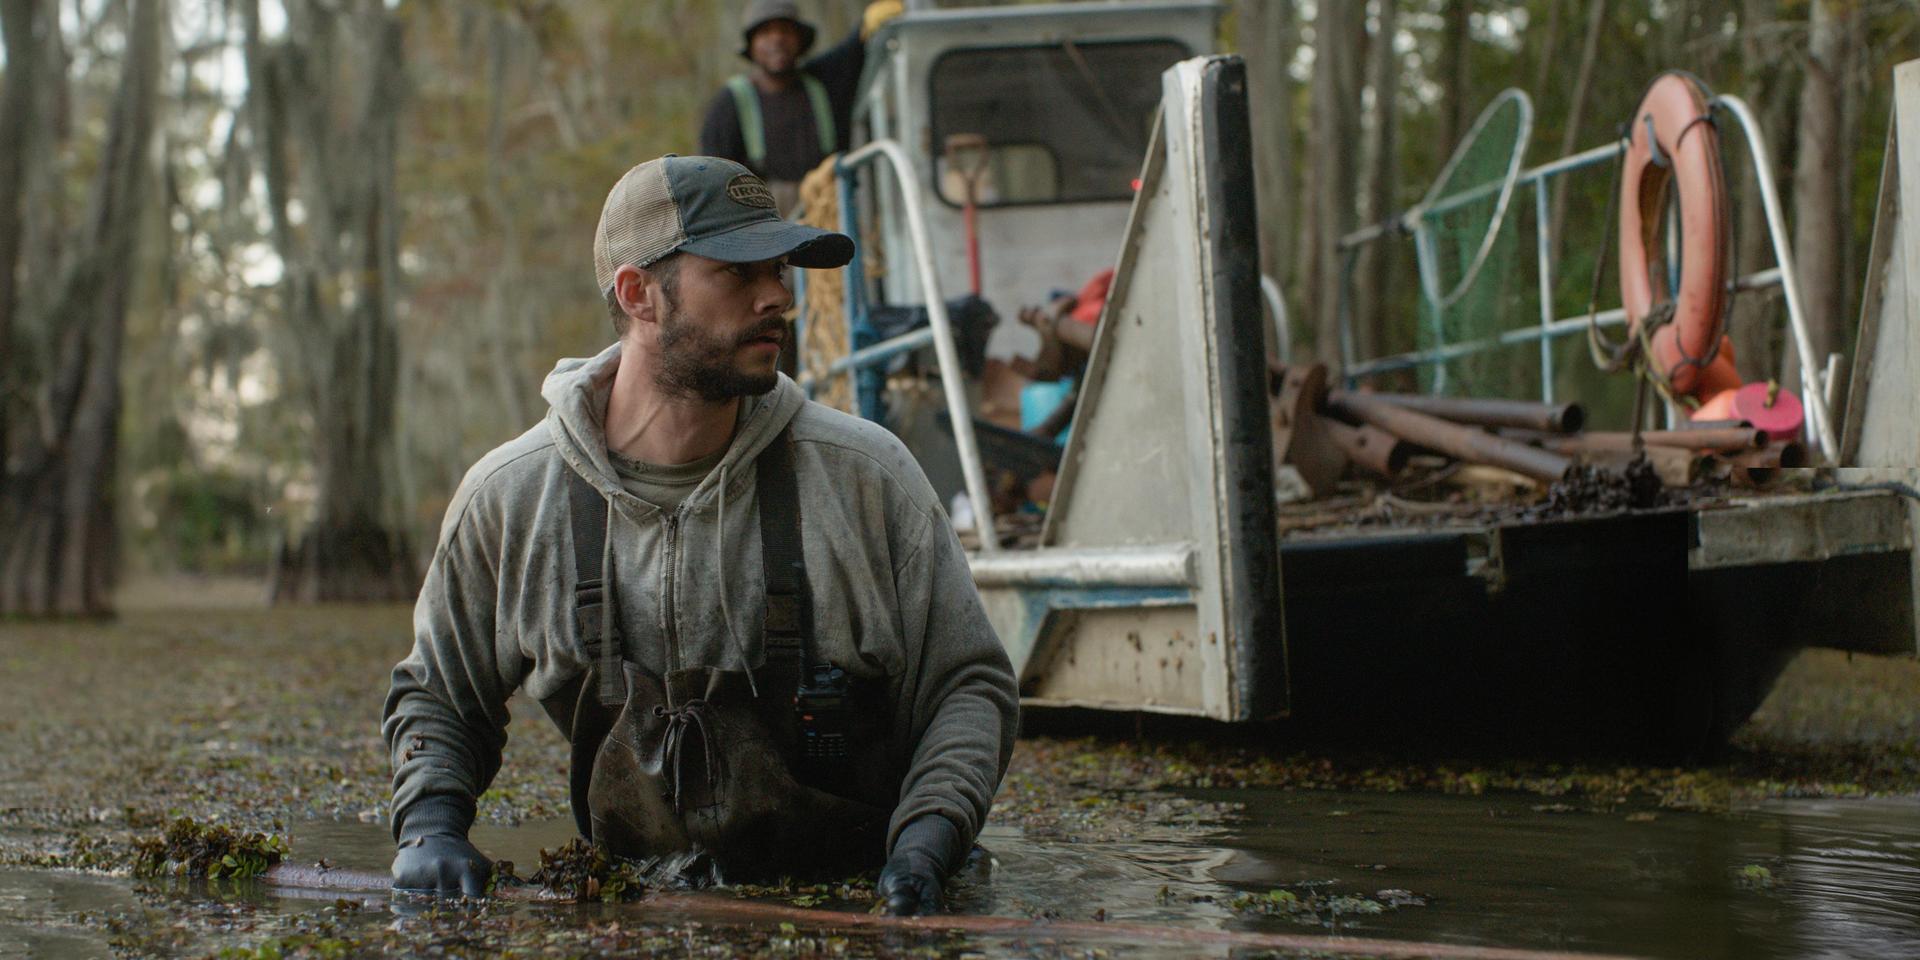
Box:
[215,935,355,960]
[1227,885,1425,928]
[1735,863,1778,889]
[527,838,651,903]
[131,817,288,879]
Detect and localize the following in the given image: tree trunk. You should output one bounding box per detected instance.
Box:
[0,0,41,472]
[1835,4,1865,348]
[1438,0,1470,150]
[1530,0,1564,97]
[1728,0,1784,381]
[1355,0,1400,361]
[1310,0,1364,367]
[0,0,163,617]
[246,0,417,603]
[1786,0,1846,394]
[1238,0,1295,354]
[1548,0,1608,266]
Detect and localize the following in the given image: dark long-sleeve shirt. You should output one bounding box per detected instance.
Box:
[699,28,868,182]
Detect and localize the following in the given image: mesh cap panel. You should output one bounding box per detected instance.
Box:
[593,160,686,292]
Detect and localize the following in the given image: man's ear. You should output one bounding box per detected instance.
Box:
[614,264,658,328]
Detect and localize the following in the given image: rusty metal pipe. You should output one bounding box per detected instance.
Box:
[1638,428,1769,450]
[1326,420,1410,478]
[1727,440,1808,486]
[1329,391,1574,483]
[1539,428,1769,453]
[1366,393,1586,434]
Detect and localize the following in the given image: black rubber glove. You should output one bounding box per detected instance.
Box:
[391,795,492,897]
[877,815,963,916]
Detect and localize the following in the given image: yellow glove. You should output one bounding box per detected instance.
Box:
[862,0,902,39]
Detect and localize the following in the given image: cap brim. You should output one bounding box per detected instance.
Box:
[678,218,854,269]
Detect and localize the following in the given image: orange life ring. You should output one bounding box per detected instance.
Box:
[1618,72,1737,400]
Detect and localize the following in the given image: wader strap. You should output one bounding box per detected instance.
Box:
[802,74,836,156]
[756,433,811,670]
[728,74,837,171]
[567,470,625,706]
[727,76,767,170]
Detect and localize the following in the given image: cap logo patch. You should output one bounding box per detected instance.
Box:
[725,174,777,210]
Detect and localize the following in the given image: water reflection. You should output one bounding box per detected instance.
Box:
[4,792,1917,959]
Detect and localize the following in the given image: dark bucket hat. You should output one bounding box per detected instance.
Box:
[739,0,817,59]
[593,155,853,292]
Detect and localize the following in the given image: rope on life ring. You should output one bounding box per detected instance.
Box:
[1613,71,1741,403]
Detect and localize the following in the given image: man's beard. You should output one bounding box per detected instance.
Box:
[653,305,784,402]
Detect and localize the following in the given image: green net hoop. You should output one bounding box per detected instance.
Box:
[1411,90,1533,394]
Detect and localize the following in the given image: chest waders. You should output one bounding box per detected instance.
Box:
[726,74,836,171]
[543,433,895,881]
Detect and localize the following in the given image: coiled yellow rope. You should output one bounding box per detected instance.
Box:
[799,156,854,413]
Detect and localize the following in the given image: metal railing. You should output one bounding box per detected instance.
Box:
[1335,94,1840,460]
[797,139,1001,552]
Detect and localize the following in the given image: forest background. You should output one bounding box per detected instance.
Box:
[0,0,1915,615]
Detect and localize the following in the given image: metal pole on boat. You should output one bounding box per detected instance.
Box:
[1713,94,1840,461]
[839,140,1000,551]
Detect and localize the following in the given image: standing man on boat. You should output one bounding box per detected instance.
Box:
[382,155,1018,915]
[699,0,902,215]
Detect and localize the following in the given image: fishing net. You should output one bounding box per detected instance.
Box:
[1411,90,1533,395]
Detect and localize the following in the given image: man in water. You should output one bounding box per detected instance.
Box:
[382,155,1017,915]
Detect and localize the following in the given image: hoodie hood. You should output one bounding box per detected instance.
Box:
[540,341,807,509]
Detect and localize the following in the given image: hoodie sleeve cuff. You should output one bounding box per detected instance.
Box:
[395,794,476,845]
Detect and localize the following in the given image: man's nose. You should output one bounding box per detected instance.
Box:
[757,267,793,315]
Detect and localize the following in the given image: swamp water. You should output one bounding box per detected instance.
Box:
[3,789,1915,959]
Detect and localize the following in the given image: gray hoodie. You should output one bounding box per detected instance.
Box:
[382,342,1018,854]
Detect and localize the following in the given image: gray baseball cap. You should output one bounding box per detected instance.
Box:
[593,155,853,293]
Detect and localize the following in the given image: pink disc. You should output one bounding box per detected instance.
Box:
[1729,381,1804,437]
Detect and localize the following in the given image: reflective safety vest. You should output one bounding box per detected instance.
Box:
[726,73,836,170]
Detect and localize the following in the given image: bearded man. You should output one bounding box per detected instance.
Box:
[382,155,1018,915]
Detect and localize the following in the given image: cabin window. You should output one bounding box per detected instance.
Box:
[929,39,1189,208]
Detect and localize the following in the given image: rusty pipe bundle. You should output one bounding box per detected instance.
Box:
[1328,391,1573,483]
[1365,393,1586,434]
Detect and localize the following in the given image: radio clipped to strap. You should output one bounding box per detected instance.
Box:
[567,470,626,707]
[755,435,851,767]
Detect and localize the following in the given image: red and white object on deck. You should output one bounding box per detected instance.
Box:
[1692,380,1805,437]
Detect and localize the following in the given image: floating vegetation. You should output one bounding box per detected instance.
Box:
[728,872,879,909]
[526,838,655,903]
[1226,884,1428,928]
[213,934,356,960]
[131,817,288,880]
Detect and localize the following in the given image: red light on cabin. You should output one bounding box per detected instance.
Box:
[1130,178,1142,191]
